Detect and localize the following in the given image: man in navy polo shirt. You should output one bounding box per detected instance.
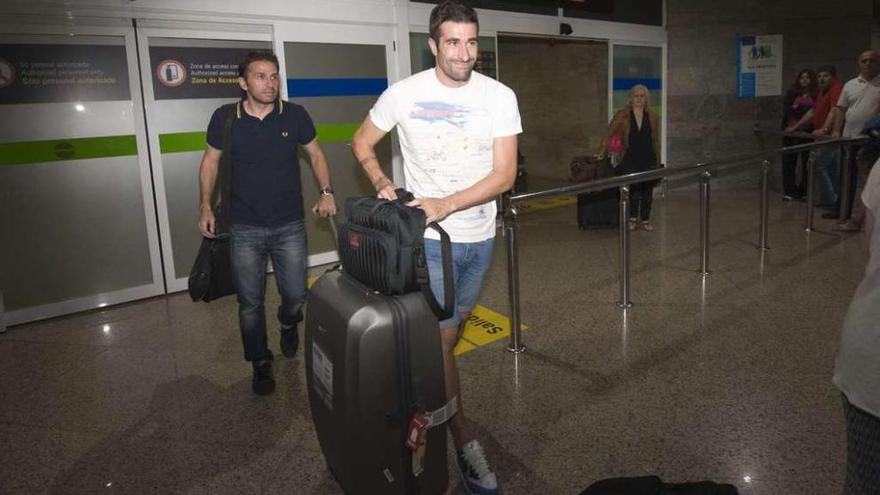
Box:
[198,51,336,396]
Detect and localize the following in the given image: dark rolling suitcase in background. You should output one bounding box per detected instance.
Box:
[577,188,619,229]
[306,268,450,495]
[570,155,619,229]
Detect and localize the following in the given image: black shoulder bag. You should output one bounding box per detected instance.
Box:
[188,103,238,303]
[338,189,455,320]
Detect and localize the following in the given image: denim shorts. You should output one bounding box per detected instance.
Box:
[423,237,495,330]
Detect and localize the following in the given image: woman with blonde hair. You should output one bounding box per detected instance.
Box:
[597,84,661,231]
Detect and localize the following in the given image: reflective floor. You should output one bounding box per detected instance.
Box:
[0,185,866,494]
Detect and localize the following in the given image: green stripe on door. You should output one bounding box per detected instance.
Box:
[159,132,206,154]
[0,135,138,166]
[157,123,360,155]
[316,123,360,143]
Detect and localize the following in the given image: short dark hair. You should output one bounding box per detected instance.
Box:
[429,0,479,43]
[238,51,279,78]
[816,65,837,77]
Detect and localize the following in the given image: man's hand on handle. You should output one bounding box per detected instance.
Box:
[373,176,398,200]
[408,197,455,224]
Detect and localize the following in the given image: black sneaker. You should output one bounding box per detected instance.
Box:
[252,360,275,396]
[280,324,299,358]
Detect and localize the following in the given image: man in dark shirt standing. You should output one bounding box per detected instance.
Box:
[198,51,336,396]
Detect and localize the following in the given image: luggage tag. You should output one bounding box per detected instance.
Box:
[405,412,428,451]
[406,412,429,477]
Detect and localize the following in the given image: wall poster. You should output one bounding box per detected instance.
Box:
[737,34,783,98]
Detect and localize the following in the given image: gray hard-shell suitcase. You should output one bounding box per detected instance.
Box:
[305,267,449,495]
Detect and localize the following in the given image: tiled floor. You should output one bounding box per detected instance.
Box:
[1,186,866,494]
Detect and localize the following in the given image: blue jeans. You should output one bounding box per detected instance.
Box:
[424,237,495,330]
[230,220,307,363]
[813,144,841,205]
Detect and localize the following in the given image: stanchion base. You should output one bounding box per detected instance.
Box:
[757,246,770,251]
[506,345,526,354]
[616,301,633,309]
[696,270,711,275]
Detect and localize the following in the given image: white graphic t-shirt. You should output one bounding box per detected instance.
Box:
[369,68,522,242]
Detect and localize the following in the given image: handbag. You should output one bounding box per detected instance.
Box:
[188,235,235,302]
[337,189,454,320]
[188,102,237,303]
[607,132,624,154]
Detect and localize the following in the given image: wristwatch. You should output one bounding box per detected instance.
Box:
[319,185,334,196]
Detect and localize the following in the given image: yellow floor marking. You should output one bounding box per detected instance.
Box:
[454,304,527,356]
[519,195,575,213]
[308,276,317,288]
[453,339,477,355]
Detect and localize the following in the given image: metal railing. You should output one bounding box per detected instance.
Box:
[501,131,866,353]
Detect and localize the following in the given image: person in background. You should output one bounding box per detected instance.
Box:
[597,84,661,231]
[198,51,337,396]
[792,65,845,208]
[828,49,880,232]
[780,69,818,201]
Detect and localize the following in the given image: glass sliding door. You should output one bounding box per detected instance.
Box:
[610,43,665,163]
[0,21,163,325]
[136,22,272,292]
[275,22,395,265]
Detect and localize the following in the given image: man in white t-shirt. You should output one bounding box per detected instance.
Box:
[352,2,520,494]
[833,156,880,492]
[831,50,880,231]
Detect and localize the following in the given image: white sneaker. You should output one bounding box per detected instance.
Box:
[456,439,499,495]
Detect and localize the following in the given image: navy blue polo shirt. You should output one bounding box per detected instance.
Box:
[206,100,317,227]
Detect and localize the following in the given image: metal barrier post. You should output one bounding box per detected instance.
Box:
[839,143,851,221]
[617,185,633,308]
[804,150,816,231]
[759,160,770,250]
[504,199,525,353]
[699,171,711,275]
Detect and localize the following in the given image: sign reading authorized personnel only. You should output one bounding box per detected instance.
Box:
[0,44,130,104]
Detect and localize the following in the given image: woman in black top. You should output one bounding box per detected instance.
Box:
[598,84,661,231]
